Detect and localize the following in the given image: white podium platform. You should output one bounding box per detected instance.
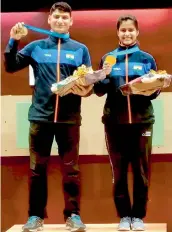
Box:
[6,223,167,232]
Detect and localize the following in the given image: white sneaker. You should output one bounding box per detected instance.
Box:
[131,218,145,231]
[118,217,131,231]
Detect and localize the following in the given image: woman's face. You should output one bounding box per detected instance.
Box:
[117,19,139,46]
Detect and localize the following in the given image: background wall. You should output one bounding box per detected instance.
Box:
[1,9,172,156]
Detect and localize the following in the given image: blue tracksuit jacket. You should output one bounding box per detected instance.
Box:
[4,36,91,124]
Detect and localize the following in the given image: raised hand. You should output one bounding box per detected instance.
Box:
[10,22,28,40]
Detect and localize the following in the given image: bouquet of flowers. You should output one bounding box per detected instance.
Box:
[51,65,107,96]
[119,70,172,96]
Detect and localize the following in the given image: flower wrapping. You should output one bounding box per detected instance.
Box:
[51,65,106,96]
[119,70,172,96]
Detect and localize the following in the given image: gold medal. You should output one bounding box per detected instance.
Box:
[105,55,116,65]
[18,26,28,36]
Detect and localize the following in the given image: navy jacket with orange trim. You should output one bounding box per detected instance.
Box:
[94,44,160,124]
[4,36,91,124]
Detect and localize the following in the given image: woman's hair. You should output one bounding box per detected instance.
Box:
[50,2,72,16]
[117,14,139,30]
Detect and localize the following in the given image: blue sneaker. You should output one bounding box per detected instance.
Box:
[21,216,43,232]
[118,217,131,231]
[66,214,86,232]
[131,218,145,231]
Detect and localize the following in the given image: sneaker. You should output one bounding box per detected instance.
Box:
[66,214,86,232]
[118,217,131,231]
[21,216,43,232]
[131,218,145,231]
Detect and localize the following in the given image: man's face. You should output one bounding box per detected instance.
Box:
[117,19,139,46]
[48,9,73,34]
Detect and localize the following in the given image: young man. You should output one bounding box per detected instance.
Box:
[4,2,93,231]
[94,15,161,231]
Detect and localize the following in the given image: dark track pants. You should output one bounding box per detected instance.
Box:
[28,122,80,220]
[105,123,153,219]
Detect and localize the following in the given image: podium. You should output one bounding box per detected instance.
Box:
[6,223,167,231]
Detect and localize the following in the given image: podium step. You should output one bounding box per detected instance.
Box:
[6,223,167,232]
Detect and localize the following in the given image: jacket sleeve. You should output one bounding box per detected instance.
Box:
[147,55,161,100]
[93,56,110,97]
[4,38,32,73]
[82,45,92,67]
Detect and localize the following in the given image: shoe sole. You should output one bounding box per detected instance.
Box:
[117,228,130,231]
[66,226,86,232]
[22,227,43,232]
[132,228,145,231]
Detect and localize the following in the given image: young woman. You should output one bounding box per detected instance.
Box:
[94,15,160,231]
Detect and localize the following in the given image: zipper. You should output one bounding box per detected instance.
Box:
[125,51,132,124]
[54,38,61,123]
